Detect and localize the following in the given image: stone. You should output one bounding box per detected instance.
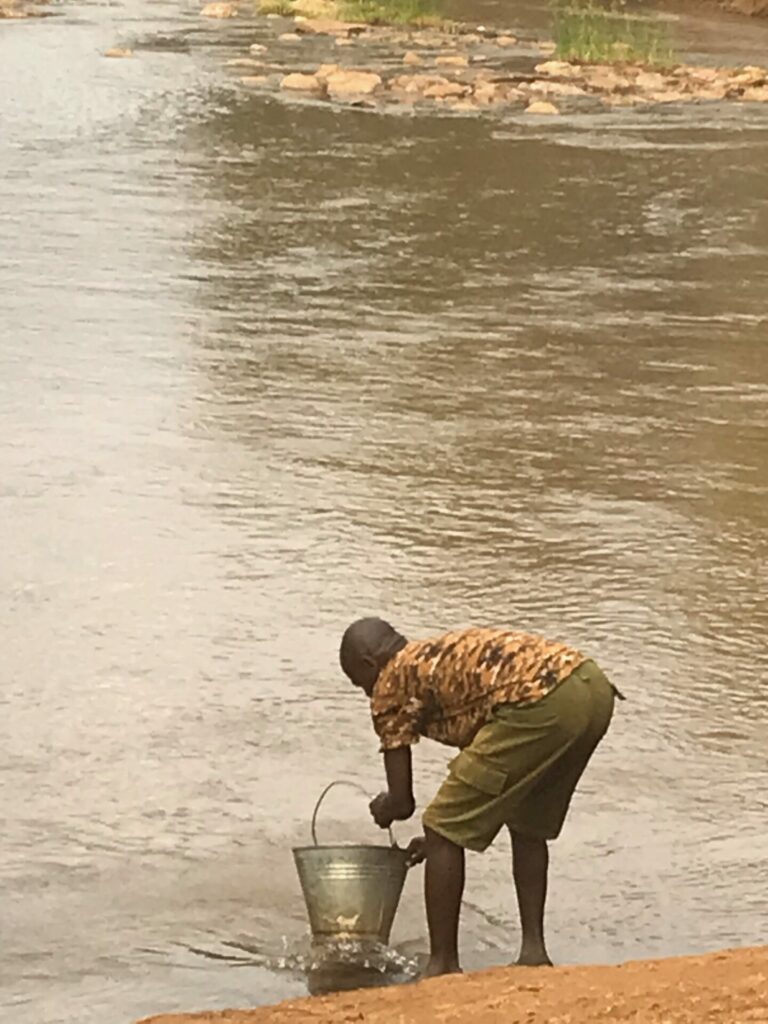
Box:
[278,32,302,41]
[435,54,469,67]
[536,41,557,55]
[584,65,631,93]
[226,57,265,68]
[530,79,585,97]
[525,99,559,114]
[390,73,441,94]
[315,63,340,78]
[496,34,517,47]
[104,47,134,57]
[249,43,267,54]
[535,60,580,77]
[325,69,382,98]
[679,65,719,83]
[602,94,644,107]
[423,79,468,99]
[729,65,767,87]
[634,70,666,92]
[294,18,366,36]
[240,75,268,85]
[200,1,237,16]
[496,83,526,101]
[449,99,478,111]
[280,71,324,91]
[691,84,728,100]
[472,81,501,104]
[647,89,692,104]
[742,84,768,101]
[402,51,422,66]
[334,37,353,46]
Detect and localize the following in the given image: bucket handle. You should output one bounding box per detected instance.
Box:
[311,780,397,848]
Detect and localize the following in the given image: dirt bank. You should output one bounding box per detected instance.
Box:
[141,946,767,1024]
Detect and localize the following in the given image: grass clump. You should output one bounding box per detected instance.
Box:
[340,0,446,25]
[553,0,675,66]
[258,0,449,27]
[258,0,295,13]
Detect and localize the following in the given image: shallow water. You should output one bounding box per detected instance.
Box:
[1,1,767,1022]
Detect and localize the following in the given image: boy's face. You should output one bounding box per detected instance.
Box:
[342,648,379,696]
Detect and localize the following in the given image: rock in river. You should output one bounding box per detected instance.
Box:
[525,99,560,115]
[281,72,324,92]
[434,54,469,68]
[325,69,382,99]
[226,57,265,68]
[742,84,768,100]
[200,1,237,16]
[423,78,468,99]
[535,60,582,78]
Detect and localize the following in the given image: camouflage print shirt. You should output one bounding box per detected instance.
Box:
[370,628,586,751]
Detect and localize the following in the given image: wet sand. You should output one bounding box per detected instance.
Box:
[141,946,768,1024]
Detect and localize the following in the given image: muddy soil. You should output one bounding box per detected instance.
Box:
[142,946,768,1024]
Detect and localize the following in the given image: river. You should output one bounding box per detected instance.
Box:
[1,1,767,1021]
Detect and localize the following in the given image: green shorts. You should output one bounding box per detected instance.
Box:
[422,660,616,851]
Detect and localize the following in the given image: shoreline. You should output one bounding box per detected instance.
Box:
[140,945,768,1023]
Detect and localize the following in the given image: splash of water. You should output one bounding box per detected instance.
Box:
[184,935,421,995]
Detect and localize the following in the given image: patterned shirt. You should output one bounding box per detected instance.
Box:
[370,628,586,751]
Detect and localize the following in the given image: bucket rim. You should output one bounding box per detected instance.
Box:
[292,843,405,855]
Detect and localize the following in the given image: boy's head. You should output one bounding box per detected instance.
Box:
[339,617,407,696]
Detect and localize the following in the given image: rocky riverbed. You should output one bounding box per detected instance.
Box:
[0,0,50,17]
[193,8,768,116]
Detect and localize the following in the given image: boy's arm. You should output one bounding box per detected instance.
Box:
[369,747,415,828]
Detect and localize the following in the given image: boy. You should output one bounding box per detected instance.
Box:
[339,617,620,977]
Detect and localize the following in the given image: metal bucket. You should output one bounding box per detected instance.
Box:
[293,782,409,944]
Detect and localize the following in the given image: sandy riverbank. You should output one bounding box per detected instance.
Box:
[141,945,767,1024]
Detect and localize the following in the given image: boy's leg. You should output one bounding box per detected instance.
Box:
[423,826,465,977]
[510,830,552,966]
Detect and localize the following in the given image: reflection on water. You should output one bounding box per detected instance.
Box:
[1,0,767,1022]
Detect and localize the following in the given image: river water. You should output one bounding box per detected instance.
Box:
[2,0,767,1021]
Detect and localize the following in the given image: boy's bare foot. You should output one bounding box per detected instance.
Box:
[421,958,463,979]
[515,946,553,967]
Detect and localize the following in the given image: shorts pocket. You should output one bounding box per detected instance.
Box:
[448,751,507,795]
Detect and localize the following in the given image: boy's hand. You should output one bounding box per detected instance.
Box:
[369,792,396,828]
[405,835,426,867]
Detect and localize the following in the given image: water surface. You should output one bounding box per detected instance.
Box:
[1,1,767,1022]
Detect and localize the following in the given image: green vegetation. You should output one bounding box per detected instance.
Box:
[257,0,448,26]
[340,0,445,26]
[258,0,295,13]
[553,0,675,66]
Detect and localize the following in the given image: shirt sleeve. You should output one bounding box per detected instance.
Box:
[370,661,422,752]
[371,696,422,752]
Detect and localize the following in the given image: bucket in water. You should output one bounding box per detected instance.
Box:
[293,781,409,944]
